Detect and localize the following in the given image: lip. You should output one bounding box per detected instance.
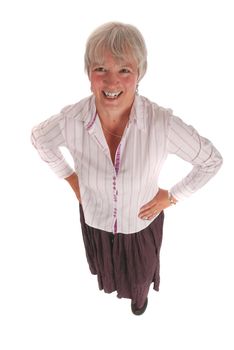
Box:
[102,91,123,99]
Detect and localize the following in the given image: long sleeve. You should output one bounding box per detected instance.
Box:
[167,114,223,201]
[31,112,74,178]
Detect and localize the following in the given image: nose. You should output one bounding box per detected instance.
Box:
[103,71,119,86]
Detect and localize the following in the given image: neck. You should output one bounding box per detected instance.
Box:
[97,108,133,131]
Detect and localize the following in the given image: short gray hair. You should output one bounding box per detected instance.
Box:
[84,22,147,81]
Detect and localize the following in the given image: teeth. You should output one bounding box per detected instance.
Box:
[104,91,121,98]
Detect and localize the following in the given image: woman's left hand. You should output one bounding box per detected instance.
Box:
[138,188,172,220]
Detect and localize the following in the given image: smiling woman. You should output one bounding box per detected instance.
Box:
[89,52,139,138]
[31,21,223,316]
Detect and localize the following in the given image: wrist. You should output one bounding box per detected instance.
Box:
[168,191,177,205]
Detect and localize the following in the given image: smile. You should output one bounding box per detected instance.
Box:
[102,91,123,99]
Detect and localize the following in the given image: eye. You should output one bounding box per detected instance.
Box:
[120,68,131,73]
[94,67,106,72]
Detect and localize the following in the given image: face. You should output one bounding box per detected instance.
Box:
[89,52,139,114]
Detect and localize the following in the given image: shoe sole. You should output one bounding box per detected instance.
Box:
[131,297,148,315]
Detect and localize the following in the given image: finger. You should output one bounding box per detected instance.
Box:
[138,208,158,220]
[146,211,156,220]
[139,202,158,214]
[139,212,157,220]
[138,209,151,218]
[139,202,156,214]
[139,201,157,214]
[140,203,153,212]
[147,211,160,220]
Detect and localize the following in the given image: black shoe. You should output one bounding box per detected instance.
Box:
[131,297,148,316]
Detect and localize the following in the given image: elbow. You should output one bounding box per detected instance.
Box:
[219,154,223,167]
[217,155,223,173]
[31,128,36,147]
[207,147,223,173]
[215,150,223,171]
[31,127,38,148]
[31,125,42,148]
[208,153,223,175]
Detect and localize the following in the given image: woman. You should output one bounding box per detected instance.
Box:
[31,22,223,316]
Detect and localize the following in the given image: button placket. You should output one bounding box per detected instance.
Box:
[112,150,120,233]
[112,174,118,233]
[111,122,131,234]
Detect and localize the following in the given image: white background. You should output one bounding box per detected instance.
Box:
[0,0,233,349]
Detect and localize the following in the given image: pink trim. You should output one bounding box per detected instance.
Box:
[114,219,117,234]
[115,144,121,175]
[86,112,97,130]
[112,143,122,234]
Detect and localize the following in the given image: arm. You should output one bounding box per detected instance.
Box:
[167,115,223,201]
[64,172,81,203]
[138,114,222,220]
[31,112,74,178]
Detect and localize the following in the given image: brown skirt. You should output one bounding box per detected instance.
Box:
[79,205,164,308]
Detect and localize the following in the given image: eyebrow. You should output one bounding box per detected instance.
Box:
[92,62,135,68]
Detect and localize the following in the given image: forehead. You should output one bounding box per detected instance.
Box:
[91,51,137,67]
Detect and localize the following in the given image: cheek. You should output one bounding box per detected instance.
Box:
[124,77,138,91]
[90,74,102,87]
[90,81,102,94]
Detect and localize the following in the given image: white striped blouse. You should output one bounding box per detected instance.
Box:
[31,95,223,234]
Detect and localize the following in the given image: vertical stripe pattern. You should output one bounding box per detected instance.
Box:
[31,95,223,234]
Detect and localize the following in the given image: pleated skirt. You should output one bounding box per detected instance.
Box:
[79,204,164,308]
